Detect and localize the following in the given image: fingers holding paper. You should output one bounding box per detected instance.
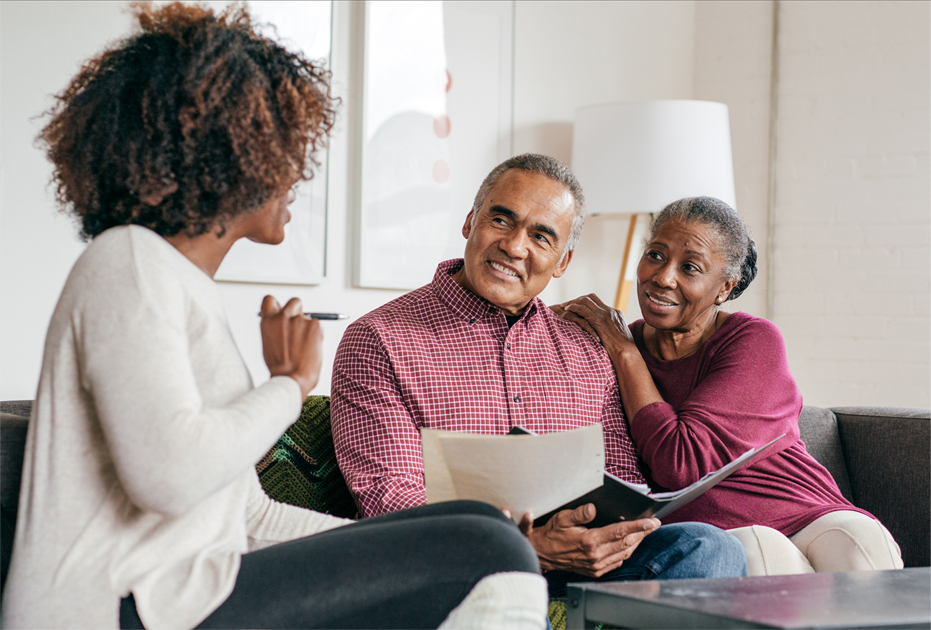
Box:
[522,504,660,577]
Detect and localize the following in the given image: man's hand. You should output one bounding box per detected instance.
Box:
[519,504,660,577]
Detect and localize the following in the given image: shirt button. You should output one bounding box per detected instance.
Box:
[514,396,521,403]
[469,318,475,324]
[506,342,511,349]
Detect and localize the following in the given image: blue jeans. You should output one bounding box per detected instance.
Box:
[545,522,747,598]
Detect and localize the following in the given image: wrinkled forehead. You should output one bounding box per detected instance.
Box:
[486,170,575,215]
[650,217,728,255]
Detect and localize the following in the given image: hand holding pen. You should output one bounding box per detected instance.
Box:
[259,296,324,398]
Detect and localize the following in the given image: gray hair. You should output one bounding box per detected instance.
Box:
[648,196,758,301]
[471,154,586,262]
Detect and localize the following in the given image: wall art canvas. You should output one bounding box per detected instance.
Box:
[357,0,514,289]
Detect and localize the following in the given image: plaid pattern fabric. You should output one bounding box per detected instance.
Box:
[257,395,357,519]
[331,258,645,518]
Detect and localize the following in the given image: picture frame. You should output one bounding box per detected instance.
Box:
[215,0,333,285]
[355,0,514,290]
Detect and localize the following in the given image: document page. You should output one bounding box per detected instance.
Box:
[422,424,604,523]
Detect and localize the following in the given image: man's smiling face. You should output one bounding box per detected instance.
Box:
[453,168,576,316]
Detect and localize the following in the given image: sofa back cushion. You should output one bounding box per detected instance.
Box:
[833,407,930,568]
[798,405,854,501]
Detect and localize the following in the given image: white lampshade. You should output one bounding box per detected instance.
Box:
[572,100,736,216]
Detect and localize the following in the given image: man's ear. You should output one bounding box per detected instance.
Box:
[552,249,573,278]
[461,210,474,239]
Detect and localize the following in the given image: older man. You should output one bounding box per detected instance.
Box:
[331,154,745,595]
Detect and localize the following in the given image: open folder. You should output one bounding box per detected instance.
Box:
[422,424,784,527]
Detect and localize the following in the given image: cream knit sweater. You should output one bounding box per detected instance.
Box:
[1,226,350,629]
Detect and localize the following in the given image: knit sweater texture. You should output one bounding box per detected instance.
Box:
[1,226,348,630]
[629,312,872,535]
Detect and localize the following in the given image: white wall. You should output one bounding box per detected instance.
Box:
[693,1,774,320]
[772,1,930,407]
[2,1,929,408]
[691,1,930,408]
[1,2,135,401]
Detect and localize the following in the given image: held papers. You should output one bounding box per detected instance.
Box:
[422,424,604,524]
[423,425,786,528]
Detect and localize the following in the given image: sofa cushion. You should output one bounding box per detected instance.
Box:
[798,405,853,501]
[833,407,930,568]
[256,395,358,519]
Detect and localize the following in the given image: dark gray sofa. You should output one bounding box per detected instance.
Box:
[1,401,929,600]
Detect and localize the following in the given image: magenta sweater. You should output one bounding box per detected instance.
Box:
[629,312,873,535]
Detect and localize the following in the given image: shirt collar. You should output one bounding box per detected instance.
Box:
[431,258,541,326]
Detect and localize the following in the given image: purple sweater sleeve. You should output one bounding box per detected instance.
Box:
[629,314,802,491]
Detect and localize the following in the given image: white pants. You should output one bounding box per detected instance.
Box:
[728,511,904,576]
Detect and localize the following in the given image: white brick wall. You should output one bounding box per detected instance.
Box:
[695,0,930,408]
[774,1,930,408]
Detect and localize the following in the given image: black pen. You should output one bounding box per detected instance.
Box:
[303,312,348,320]
[257,312,348,320]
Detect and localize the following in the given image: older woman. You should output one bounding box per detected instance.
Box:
[0,4,546,629]
[555,196,902,576]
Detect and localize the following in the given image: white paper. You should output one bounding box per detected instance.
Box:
[422,425,605,523]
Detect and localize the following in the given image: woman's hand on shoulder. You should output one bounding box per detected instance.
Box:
[553,294,635,353]
[260,295,323,398]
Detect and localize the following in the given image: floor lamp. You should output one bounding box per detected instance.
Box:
[571,100,737,312]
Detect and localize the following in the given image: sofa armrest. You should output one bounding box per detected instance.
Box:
[832,407,930,568]
[1,410,30,595]
[798,406,853,501]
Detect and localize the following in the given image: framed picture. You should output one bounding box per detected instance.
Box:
[215,0,333,285]
[356,0,514,290]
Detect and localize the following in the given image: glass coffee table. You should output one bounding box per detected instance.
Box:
[566,567,930,629]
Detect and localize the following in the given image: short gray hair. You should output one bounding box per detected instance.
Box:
[648,196,758,301]
[471,154,586,261]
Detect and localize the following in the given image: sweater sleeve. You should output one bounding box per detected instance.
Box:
[245,472,351,551]
[76,236,304,518]
[629,317,802,490]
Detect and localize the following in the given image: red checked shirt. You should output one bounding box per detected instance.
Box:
[331,259,646,517]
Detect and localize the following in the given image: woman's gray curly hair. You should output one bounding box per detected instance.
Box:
[648,196,758,301]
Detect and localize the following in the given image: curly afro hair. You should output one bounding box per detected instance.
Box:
[37,1,337,240]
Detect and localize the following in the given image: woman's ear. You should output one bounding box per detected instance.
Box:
[717,278,738,304]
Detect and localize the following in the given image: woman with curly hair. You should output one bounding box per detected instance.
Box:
[1,4,545,629]
[554,196,902,576]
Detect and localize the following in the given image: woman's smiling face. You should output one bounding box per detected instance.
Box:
[636,219,737,334]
